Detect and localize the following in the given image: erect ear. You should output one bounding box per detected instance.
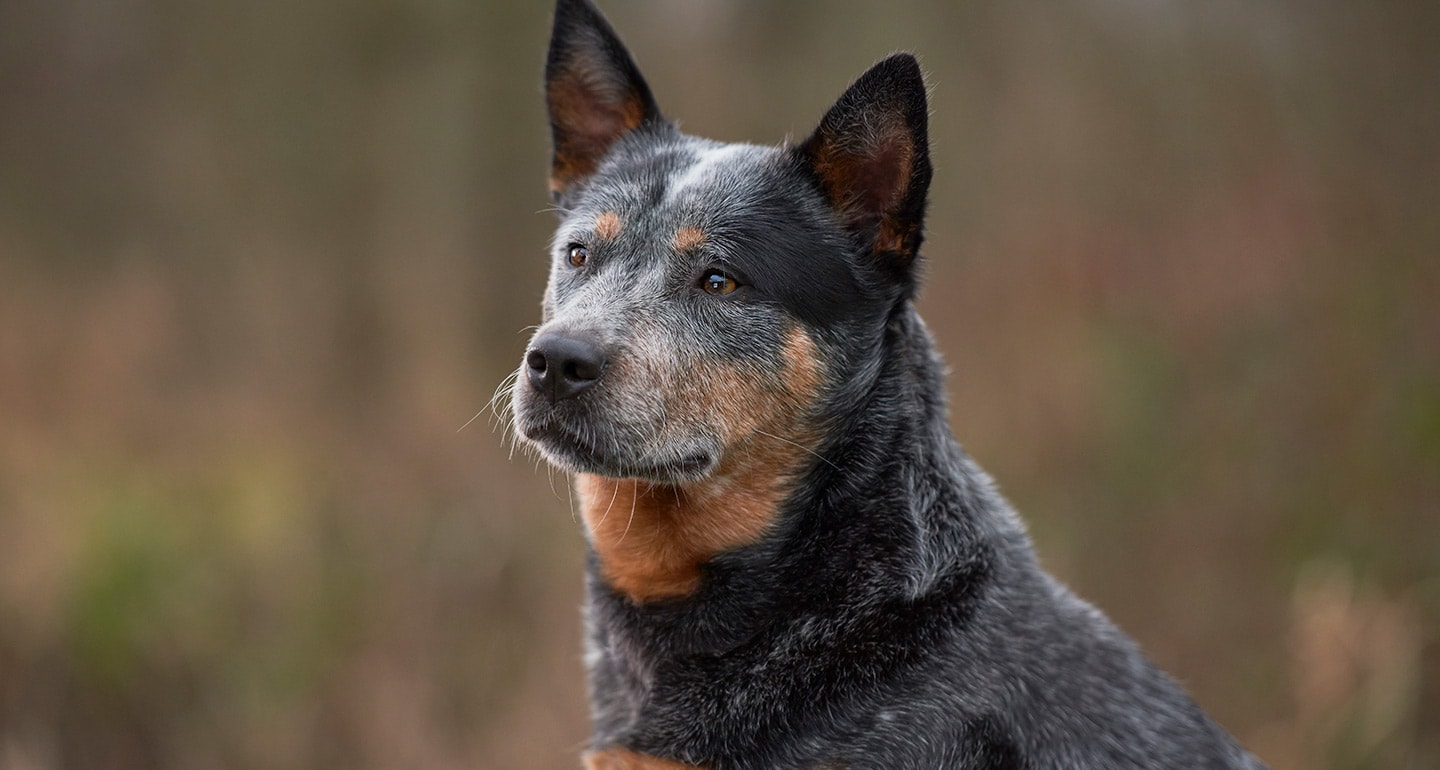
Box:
[545,0,663,199]
[797,53,932,273]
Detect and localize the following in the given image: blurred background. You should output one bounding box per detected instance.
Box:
[0,0,1436,768]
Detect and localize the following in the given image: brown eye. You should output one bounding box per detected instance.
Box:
[567,244,588,267]
[702,271,738,296]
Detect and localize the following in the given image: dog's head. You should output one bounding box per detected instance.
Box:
[512,0,932,491]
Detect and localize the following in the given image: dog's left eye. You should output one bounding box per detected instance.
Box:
[701,270,739,296]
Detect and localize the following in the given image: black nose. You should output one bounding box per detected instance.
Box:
[525,332,608,402]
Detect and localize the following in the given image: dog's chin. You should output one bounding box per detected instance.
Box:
[518,422,717,485]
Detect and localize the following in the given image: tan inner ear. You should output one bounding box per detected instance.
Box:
[548,61,649,194]
[808,115,915,251]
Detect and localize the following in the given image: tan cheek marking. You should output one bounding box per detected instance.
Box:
[595,211,623,240]
[781,325,824,410]
[583,748,706,770]
[672,225,706,252]
[578,327,825,604]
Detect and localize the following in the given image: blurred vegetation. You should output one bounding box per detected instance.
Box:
[0,1,1435,768]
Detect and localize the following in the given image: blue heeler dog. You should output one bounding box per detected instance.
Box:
[509,1,1268,767]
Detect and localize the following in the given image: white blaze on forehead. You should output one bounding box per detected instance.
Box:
[665,143,762,204]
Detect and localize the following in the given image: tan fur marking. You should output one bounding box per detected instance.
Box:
[578,327,824,603]
[547,63,649,193]
[584,748,706,770]
[809,116,915,253]
[596,211,623,240]
[672,225,706,252]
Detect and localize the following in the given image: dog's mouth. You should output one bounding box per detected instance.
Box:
[519,418,716,484]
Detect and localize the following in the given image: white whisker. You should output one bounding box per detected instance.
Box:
[752,428,840,470]
[596,476,622,528]
[617,478,639,544]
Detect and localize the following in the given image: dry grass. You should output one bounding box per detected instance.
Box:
[0,1,1436,768]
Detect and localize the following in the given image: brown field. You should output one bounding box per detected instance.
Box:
[1,1,1436,768]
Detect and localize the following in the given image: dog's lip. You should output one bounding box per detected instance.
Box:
[522,421,715,482]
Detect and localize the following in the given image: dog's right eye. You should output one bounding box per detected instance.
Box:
[567,244,589,268]
[700,270,739,296]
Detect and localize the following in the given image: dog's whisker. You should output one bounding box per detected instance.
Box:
[616,478,639,544]
[487,381,519,433]
[461,370,522,433]
[458,409,486,433]
[595,476,622,528]
[751,428,840,470]
[566,475,577,523]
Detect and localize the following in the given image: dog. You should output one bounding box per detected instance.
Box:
[510,1,1267,767]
